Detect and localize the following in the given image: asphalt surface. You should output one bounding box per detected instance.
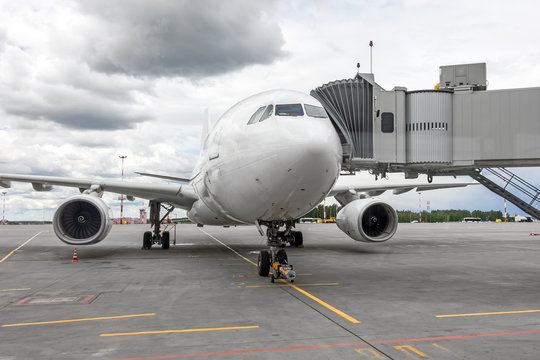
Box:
[1,222,540,359]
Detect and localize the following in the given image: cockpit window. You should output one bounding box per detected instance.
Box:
[259,105,274,122]
[247,106,266,125]
[304,104,328,118]
[275,104,304,116]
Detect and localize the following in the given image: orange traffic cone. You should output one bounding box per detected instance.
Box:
[72,248,78,262]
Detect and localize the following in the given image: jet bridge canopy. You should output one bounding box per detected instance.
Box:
[311,75,375,162]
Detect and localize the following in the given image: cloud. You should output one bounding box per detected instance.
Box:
[0,42,151,130]
[0,27,5,53]
[76,0,287,78]
[2,86,148,130]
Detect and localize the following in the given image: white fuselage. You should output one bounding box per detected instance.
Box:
[187,90,342,225]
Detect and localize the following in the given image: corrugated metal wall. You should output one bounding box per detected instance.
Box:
[406,91,453,163]
[311,75,373,159]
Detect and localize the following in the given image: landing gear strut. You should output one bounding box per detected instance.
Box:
[142,200,175,250]
[257,221,299,282]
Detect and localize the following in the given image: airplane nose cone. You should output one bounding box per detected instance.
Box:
[258,117,342,219]
[207,116,342,223]
[281,118,341,178]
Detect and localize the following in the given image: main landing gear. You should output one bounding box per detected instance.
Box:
[257,221,303,283]
[142,200,175,250]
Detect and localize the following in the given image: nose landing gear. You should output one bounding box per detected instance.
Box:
[257,221,297,282]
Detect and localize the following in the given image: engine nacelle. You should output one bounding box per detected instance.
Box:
[336,199,398,242]
[53,195,113,245]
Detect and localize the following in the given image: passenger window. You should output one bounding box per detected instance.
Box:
[275,104,304,116]
[247,106,266,125]
[259,105,274,122]
[381,112,394,133]
[304,104,328,118]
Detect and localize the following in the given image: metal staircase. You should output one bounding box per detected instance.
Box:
[470,168,540,219]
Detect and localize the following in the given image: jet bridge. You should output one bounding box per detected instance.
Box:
[312,63,540,218]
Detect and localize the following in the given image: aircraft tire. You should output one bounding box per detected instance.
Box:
[293,231,303,247]
[162,231,170,249]
[277,249,288,264]
[258,250,270,276]
[143,231,152,250]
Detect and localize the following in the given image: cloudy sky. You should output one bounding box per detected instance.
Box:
[1,0,540,221]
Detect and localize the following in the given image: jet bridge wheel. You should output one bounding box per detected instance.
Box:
[143,231,152,250]
[161,231,170,249]
[258,250,270,277]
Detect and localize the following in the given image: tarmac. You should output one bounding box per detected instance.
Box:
[1,222,540,359]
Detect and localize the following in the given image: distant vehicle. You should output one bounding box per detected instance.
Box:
[462,217,481,223]
[299,218,319,223]
[514,215,533,222]
[324,217,336,223]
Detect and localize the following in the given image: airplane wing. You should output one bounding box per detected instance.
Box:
[329,180,477,198]
[0,173,198,210]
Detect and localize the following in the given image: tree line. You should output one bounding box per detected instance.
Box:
[397,209,503,223]
[302,204,504,223]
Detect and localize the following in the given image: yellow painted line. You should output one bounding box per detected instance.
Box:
[436,309,540,318]
[431,343,450,352]
[394,345,428,358]
[355,347,384,358]
[282,279,361,323]
[432,343,463,359]
[200,229,361,324]
[0,232,42,263]
[245,283,339,288]
[233,273,312,278]
[0,288,31,292]
[2,313,156,327]
[100,325,259,337]
[200,230,257,266]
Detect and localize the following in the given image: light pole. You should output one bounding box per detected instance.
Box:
[119,155,127,224]
[2,191,6,225]
[418,192,422,223]
[369,40,373,73]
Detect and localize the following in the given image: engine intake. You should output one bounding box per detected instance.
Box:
[53,195,113,245]
[336,199,398,242]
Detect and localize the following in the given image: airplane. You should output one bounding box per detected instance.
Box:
[0,89,473,282]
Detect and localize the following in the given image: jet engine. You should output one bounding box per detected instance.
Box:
[336,199,398,242]
[53,195,113,245]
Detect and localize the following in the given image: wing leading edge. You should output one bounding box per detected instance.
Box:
[0,173,198,210]
[329,180,477,198]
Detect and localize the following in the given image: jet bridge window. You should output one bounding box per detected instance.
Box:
[259,105,274,122]
[304,104,328,118]
[275,104,304,116]
[381,112,394,133]
[247,106,266,125]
